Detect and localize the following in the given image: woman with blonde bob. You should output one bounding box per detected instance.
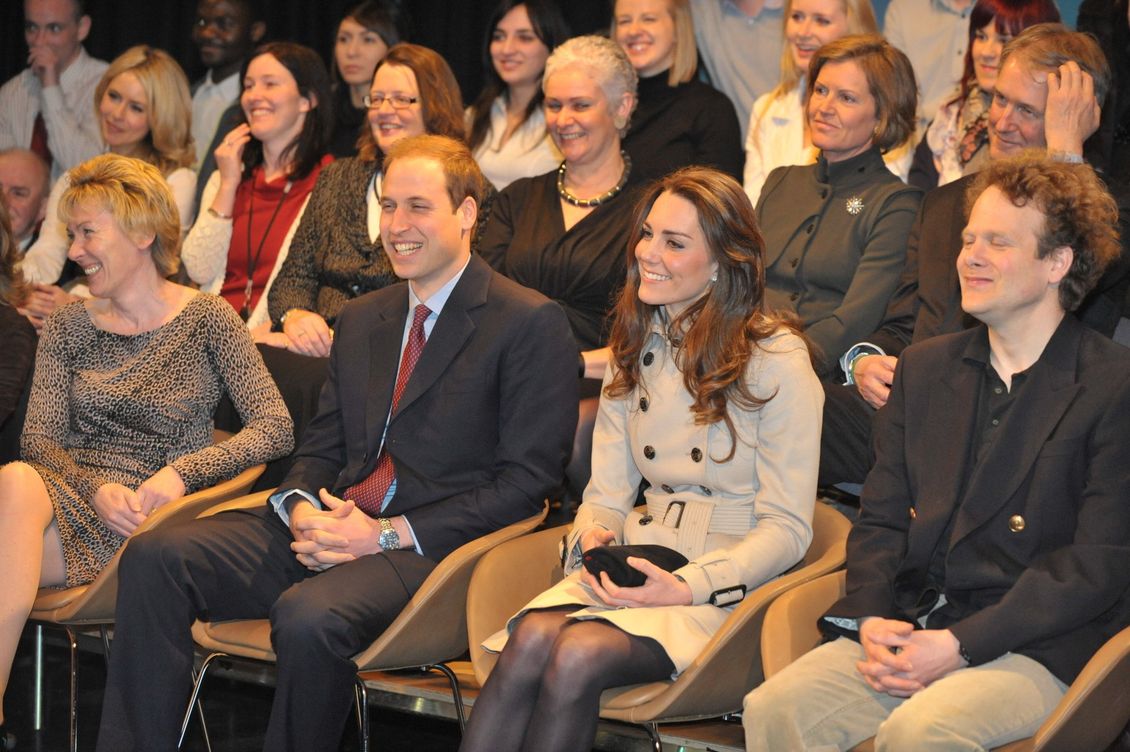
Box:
[20,46,198,322]
[461,167,822,752]
[613,0,742,182]
[742,0,910,204]
[0,154,292,745]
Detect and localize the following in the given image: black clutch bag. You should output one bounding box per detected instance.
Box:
[581,544,689,588]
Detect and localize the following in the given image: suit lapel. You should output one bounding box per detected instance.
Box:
[391,255,490,420]
[950,320,1083,546]
[364,290,409,452]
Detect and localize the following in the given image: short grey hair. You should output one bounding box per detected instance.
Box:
[543,35,639,131]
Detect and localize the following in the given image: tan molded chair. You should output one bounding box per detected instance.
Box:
[760,571,1130,752]
[178,499,549,752]
[465,502,853,752]
[29,462,265,752]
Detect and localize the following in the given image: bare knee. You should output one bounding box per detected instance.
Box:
[0,462,53,522]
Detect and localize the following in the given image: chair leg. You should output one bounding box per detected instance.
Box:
[178,652,224,750]
[32,625,43,731]
[641,721,661,752]
[353,677,370,752]
[423,663,466,733]
[63,625,78,752]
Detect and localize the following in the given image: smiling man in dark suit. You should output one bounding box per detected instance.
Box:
[744,153,1130,750]
[96,135,579,752]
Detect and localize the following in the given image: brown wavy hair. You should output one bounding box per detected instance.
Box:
[357,43,466,162]
[0,201,30,308]
[606,166,807,461]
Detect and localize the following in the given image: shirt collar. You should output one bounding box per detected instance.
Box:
[407,254,471,317]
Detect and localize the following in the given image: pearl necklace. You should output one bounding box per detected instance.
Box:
[557,151,632,208]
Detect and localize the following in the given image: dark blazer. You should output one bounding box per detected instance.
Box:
[279,254,579,562]
[869,174,1128,356]
[826,316,1130,684]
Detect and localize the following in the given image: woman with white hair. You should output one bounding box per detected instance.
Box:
[481,34,642,498]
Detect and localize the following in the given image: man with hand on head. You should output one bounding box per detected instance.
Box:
[0,0,107,181]
[746,152,1130,752]
[96,134,578,752]
[0,148,50,252]
[820,23,1122,487]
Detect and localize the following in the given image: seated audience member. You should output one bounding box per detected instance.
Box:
[19,45,198,329]
[615,0,743,182]
[757,34,921,377]
[0,153,293,750]
[328,1,404,158]
[0,0,108,181]
[1077,0,1129,178]
[95,135,578,752]
[689,0,784,137]
[461,167,822,752]
[883,0,973,131]
[0,201,36,466]
[182,42,333,335]
[466,0,569,190]
[823,23,1114,487]
[268,43,467,357]
[0,148,50,251]
[744,153,1129,752]
[191,0,266,170]
[910,0,1060,190]
[745,0,909,204]
[191,0,268,213]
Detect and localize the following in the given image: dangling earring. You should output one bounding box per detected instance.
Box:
[711,271,718,283]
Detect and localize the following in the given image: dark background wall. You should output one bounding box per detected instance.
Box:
[1,0,610,109]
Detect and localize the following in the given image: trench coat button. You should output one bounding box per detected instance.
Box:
[691,447,703,462]
[661,484,674,493]
[644,445,656,460]
[1008,514,1026,533]
[643,352,655,366]
[789,292,799,302]
[639,514,653,525]
[640,396,649,411]
[909,507,916,520]
[700,486,712,496]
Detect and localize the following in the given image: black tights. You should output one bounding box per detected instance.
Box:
[460,607,675,752]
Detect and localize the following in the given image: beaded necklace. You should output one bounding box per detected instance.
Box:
[556,151,632,208]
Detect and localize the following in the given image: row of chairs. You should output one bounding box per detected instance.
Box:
[29,476,1130,752]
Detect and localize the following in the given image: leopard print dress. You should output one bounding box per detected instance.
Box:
[21,294,294,586]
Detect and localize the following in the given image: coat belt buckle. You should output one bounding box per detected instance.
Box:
[663,500,686,528]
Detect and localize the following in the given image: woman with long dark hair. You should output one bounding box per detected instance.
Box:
[466,0,570,189]
[182,42,334,334]
[461,167,822,752]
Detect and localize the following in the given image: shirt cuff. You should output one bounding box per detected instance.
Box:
[269,488,321,526]
[823,616,860,632]
[400,516,425,556]
[840,342,886,385]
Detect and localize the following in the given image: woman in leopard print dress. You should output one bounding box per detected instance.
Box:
[0,154,293,739]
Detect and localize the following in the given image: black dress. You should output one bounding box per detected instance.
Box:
[480,170,643,351]
[622,71,744,184]
[0,304,36,463]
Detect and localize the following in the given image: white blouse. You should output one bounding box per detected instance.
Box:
[469,96,562,191]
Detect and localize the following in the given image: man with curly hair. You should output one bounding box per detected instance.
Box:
[744,153,1130,750]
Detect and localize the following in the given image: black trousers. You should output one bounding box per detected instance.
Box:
[95,505,436,752]
[818,381,878,488]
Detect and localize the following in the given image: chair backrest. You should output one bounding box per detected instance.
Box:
[30,463,265,625]
[351,502,548,671]
[1027,624,1130,752]
[466,523,567,685]
[598,502,852,723]
[760,570,847,680]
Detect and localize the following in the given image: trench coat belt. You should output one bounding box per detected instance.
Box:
[645,497,754,537]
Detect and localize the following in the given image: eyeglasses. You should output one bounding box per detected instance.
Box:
[363,93,419,110]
